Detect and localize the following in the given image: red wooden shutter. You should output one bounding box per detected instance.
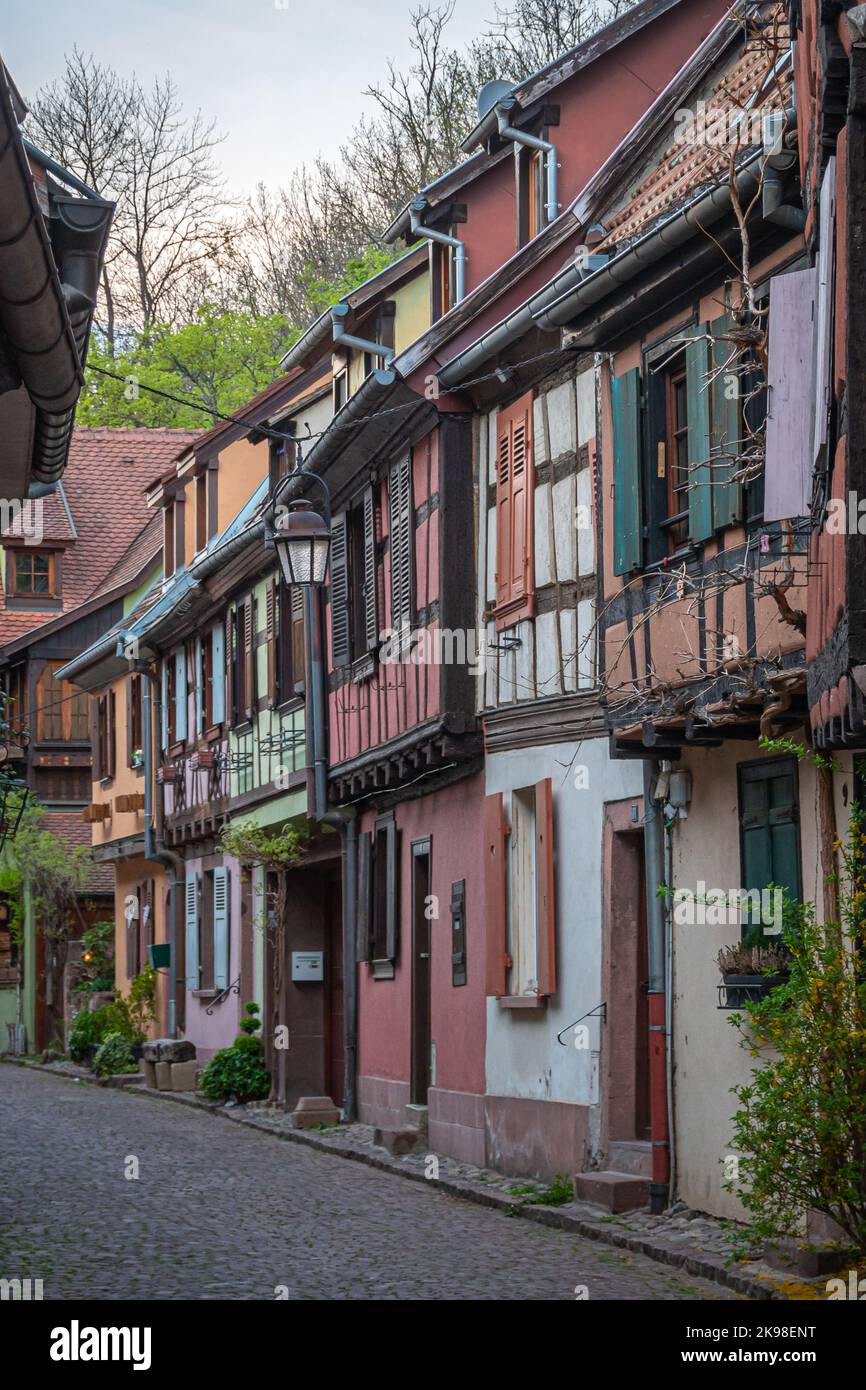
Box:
[494,393,535,628]
[484,792,509,997]
[291,588,306,695]
[535,777,556,997]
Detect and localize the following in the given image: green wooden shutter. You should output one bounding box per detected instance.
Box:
[740,762,800,934]
[686,328,713,541]
[184,872,199,989]
[330,511,351,668]
[710,314,741,529]
[612,368,642,575]
[213,866,229,991]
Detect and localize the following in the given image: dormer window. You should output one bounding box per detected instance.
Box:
[334,367,349,413]
[195,465,218,554]
[12,550,55,596]
[5,548,60,606]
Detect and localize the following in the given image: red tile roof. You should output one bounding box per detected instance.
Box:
[39,809,114,894]
[0,427,197,651]
[600,17,792,253]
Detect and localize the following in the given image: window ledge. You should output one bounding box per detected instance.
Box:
[350,654,375,685]
[371,958,395,981]
[498,994,548,1011]
[191,988,218,1000]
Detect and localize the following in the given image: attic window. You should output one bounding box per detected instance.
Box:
[433,230,458,320]
[9,550,56,599]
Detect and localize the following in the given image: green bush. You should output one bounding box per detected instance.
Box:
[199,1046,270,1103]
[68,1006,113,1062]
[232,1033,264,1055]
[92,1032,139,1077]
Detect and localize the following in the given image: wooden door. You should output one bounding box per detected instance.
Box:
[410,840,432,1104]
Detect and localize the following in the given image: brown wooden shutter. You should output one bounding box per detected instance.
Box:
[484,792,509,997]
[535,777,556,997]
[291,588,306,695]
[265,580,277,708]
[243,595,255,721]
[389,455,413,634]
[384,820,400,967]
[126,676,133,766]
[107,691,116,778]
[91,695,102,781]
[495,424,512,610]
[362,485,379,652]
[356,831,373,962]
[330,512,351,668]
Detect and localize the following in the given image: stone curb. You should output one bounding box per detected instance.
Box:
[2,1058,787,1300]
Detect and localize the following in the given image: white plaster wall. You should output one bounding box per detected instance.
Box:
[669,742,856,1219]
[484,740,643,1118]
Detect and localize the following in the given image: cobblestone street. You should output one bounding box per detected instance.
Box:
[0,1066,737,1301]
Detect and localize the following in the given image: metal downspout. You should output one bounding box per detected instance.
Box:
[409,202,466,303]
[329,304,395,364]
[304,587,358,1122]
[129,652,184,1039]
[643,760,671,1213]
[496,100,559,222]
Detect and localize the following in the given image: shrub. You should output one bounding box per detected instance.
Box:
[199,1046,270,1104]
[100,964,158,1043]
[725,810,866,1256]
[68,1006,113,1062]
[92,1032,139,1077]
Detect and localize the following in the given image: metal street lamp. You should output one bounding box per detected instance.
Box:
[273,499,331,586]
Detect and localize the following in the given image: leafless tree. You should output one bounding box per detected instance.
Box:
[27,54,233,338]
[479,0,642,80]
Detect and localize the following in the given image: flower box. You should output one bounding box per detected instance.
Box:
[190,750,216,771]
[719,971,789,1009]
[157,766,177,784]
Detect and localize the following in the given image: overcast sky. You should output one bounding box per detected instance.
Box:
[4,0,496,195]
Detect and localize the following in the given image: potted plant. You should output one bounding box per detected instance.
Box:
[130,747,144,769]
[717,938,790,1008]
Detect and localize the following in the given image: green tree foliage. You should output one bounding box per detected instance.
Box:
[79,308,297,428]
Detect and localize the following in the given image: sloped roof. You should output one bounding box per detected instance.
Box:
[0,427,197,653]
[598,15,792,253]
[40,808,114,894]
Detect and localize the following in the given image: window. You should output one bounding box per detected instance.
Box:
[528,150,545,240]
[662,357,690,552]
[270,580,305,706]
[193,625,226,735]
[738,758,801,939]
[229,597,256,725]
[93,690,117,780]
[184,867,229,993]
[329,485,381,669]
[356,813,400,980]
[612,315,746,574]
[484,779,555,1004]
[9,550,56,599]
[164,649,187,748]
[433,230,458,319]
[492,392,535,631]
[36,662,88,743]
[268,427,296,493]
[333,367,348,414]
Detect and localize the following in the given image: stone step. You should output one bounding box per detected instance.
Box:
[607,1140,653,1177]
[404,1103,429,1140]
[374,1125,423,1157]
[574,1171,650,1213]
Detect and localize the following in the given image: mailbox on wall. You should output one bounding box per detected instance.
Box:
[291,951,324,982]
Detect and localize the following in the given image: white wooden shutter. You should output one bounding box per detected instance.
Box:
[213,866,230,991]
[184,872,199,989]
[174,649,187,743]
[211,624,225,724]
